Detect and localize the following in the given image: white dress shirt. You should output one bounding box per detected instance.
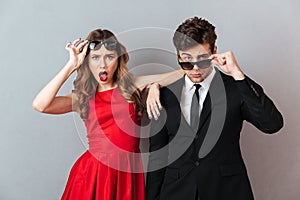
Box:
[180,67,216,125]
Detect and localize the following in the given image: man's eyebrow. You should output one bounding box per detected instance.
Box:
[181,53,192,56]
[180,53,210,57]
[197,53,210,58]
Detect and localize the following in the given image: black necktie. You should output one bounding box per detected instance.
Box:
[190,84,201,131]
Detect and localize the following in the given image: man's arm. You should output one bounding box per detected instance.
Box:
[210,51,283,133]
[236,76,283,133]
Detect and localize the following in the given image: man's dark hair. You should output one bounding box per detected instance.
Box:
[173,17,217,54]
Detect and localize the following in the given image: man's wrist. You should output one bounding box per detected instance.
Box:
[232,70,245,81]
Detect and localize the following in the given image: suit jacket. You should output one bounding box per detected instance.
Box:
[146,69,283,200]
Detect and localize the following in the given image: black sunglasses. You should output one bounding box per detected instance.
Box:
[88,40,118,51]
[178,59,212,70]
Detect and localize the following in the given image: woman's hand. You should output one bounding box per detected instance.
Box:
[146,83,162,120]
[65,38,89,72]
[209,51,245,80]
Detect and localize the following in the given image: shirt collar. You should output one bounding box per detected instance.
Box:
[184,67,216,91]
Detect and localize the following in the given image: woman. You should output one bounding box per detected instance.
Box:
[32,29,182,199]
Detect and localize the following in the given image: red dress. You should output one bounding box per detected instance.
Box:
[61,88,145,200]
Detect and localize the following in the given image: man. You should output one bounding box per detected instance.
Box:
[146,17,283,200]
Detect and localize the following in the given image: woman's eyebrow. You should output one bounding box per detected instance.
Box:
[106,53,116,56]
[90,53,116,56]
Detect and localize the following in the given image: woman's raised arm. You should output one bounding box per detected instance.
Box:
[32,39,89,114]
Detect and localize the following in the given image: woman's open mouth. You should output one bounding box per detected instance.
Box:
[99,71,108,81]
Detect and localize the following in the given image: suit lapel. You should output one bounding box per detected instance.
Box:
[166,70,228,159]
[198,69,228,158]
[197,69,226,132]
[167,77,184,104]
[167,77,194,131]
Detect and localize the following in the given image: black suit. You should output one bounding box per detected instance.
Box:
[146,69,283,200]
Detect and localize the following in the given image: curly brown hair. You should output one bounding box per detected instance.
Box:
[173,17,217,54]
[72,29,143,120]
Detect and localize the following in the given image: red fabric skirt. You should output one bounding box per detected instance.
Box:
[61,151,145,200]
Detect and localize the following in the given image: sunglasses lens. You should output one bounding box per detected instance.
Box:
[179,59,211,70]
[89,40,118,51]
[179,62,194,70]
[89,41,101,50]
[104,41,118,50]
[196,59,211,69]
[182,63,194,70]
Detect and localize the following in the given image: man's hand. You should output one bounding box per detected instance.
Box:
[146,83,162,120]
[209,51,245,80]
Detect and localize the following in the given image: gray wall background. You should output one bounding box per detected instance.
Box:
[1,0,299,199]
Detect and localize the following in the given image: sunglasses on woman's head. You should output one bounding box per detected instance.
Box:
[178,59,212,70]
[88,40,118,51]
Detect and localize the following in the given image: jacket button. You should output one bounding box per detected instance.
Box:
[195,161,200,166]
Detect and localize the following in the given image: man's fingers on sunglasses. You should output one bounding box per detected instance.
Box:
[208,54,217,59]
[209,54,223,62]
[209,54,224,65]
[211,58,220,65]
[217,57,226,65]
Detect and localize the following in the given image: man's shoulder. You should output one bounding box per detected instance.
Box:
[159,77,184,105]
[160,77,184,95]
